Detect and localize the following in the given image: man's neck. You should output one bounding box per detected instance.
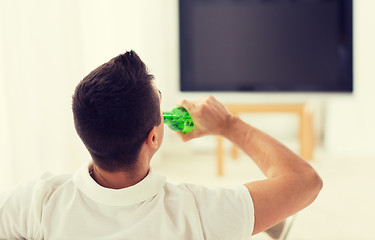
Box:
[89,163,149,189]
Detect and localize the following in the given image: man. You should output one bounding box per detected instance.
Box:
[0,51,322,239]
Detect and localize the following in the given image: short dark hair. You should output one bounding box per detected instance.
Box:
[72,50,161,172]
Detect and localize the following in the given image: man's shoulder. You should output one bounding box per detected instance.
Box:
[2,172,73,197]
[163,181,210,194]
[163,181,250,202]
[1,172,76,208]
[34,172,74,191]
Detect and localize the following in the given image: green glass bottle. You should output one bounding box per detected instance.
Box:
[163,107,194,133]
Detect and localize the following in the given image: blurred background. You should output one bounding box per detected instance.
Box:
[0,0,374,239]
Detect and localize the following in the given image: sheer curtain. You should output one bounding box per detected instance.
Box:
[0,0,171,190]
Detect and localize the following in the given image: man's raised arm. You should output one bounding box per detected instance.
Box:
[178,96,323,235]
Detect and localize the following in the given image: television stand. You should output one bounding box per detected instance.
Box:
[216,103,314,176]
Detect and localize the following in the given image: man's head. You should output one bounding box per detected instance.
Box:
[72,51,162,172]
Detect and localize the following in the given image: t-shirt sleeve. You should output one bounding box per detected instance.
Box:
[0,180,36,239]
[183,184,254,240]
[0,173,53,239]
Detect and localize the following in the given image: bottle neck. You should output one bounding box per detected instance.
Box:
[162,112,175,119]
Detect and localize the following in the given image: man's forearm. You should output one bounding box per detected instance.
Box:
[222,115,322,234]
[221,115,316,179]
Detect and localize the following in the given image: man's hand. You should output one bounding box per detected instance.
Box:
[177,96,233,141]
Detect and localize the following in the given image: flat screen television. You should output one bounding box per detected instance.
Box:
[179,0,353,92]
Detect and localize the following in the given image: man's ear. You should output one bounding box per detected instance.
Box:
[145,127,158,149]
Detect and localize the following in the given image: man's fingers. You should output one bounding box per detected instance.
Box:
[176,132,193,142]
[178,99,194,112]
[176,130,202,142]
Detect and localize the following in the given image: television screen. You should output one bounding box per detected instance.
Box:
[179,0,353,92]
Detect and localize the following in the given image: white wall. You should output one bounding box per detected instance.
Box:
[325,0,375,156]
[0,0,172,189]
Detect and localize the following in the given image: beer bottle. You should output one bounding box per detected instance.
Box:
[163,107,194,133]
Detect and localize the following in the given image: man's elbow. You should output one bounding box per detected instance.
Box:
[314,171,323,198]
[304,167,323,204]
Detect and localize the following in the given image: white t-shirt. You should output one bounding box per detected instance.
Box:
[0,164,254,240]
